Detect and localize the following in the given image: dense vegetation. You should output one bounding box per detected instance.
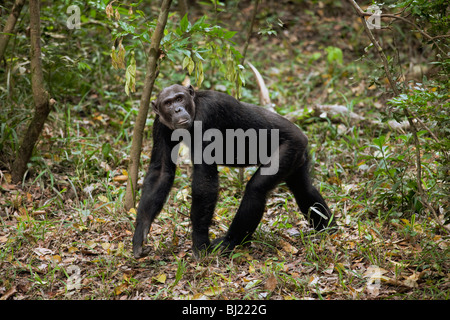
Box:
[0,0,448,300]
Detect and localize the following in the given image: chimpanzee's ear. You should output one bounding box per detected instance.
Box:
[188,85,195,98]
[151,100,159,114]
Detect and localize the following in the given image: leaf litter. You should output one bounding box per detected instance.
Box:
[1,1,449,301]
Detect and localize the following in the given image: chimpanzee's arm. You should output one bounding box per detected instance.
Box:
[132,120,177,258]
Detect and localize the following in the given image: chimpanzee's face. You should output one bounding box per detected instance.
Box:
[152,84,196,130]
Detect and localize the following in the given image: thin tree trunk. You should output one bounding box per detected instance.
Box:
[238,0,259,186]
[0,0,25,62]
[124,0,173,210]
[11,0,51,183]
[178,0,188,19]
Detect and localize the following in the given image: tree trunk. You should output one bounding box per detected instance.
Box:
[238,0,260,186]
[124,0,173,210]
[178,0,188,19]
[11,0,51,183]
[0,0,25,62]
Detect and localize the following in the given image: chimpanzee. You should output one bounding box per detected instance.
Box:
[132,84,335,258]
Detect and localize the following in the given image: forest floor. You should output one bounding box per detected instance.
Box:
[0,1,448,301]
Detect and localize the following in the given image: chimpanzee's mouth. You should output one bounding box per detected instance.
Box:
[175,119,190,129]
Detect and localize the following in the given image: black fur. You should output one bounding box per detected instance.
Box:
[132,85,334,258]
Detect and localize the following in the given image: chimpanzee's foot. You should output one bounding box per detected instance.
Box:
[210,237,236,254]
[133,244,152,259]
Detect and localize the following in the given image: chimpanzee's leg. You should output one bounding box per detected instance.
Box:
[212,144,295,251]
[190,163,219,257]
[285,153,335,231]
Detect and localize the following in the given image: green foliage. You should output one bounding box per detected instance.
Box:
[365,133,422,218]
[394,0,449,35]
[387,84,449,223]
[359,78,449,224]
[170,14,244,92]
[325,46,343,65]
[100,2,244,96]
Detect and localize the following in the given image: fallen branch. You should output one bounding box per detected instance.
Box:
[246,61,275,112]
[314,104,364,122]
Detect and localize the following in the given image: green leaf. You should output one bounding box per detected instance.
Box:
[188,59,195,75]
[118,20,136,34]
[223,30,236,39]
[180,13,189,33]
[135,10,145,17]
[182,56,195,75]
[325,46,343,65]
[77,61,91,71]
[125,52,136,96]
[102,143,112,159]
[182,56,190,69]
[196,61,204,87]
[194,51,205,61]
[192,16,209,31]
[373,136,386,148]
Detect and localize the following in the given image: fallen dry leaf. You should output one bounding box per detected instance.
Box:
[113,175,128,182]
[101,242,111,250]
[114,283,129,295]
[279,239,299,254]
[68,246,78,253]
[33,247,54,256]
[402,272,422,288]
[50,255,62,263]
[324,264,334,275]
[308,274,320,287]
[98,195,108,202]
[0,286,17,300]
[265,274,278,291]
[153,273,167,284]
[192,293,209,300]
[203,286,224,296]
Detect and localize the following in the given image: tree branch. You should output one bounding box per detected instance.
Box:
[348,0,400,95]
[348,0,449,57]
[124,0,173,210]
[237,0,260,186]
[241,0,259,65]
[11,0,53,183]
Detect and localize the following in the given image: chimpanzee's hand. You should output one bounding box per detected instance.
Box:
[132,220,151,259]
